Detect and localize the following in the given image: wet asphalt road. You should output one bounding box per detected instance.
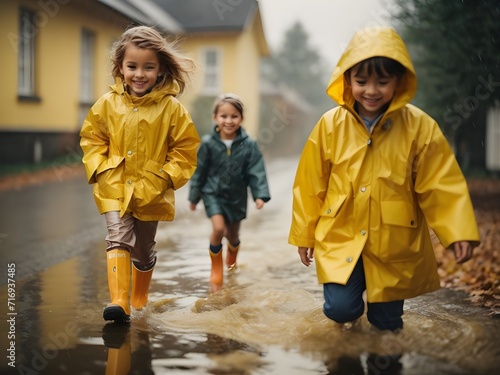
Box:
[0,159,499,375]
[0,170,104,283]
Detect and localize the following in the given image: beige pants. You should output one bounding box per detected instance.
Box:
[104,211,158,269]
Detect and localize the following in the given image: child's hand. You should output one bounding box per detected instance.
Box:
[255,198,265,209]
[298,247,314,267]
[189,202,197,211]
[449,241,474,263]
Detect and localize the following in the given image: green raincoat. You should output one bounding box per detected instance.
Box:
[188,127,270,223]
[288,27,480,302]
[80,78,200,221]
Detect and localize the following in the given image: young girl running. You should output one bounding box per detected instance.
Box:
[80,26,200,322]
[189,93,271,292]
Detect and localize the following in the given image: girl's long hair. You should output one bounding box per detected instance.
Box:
[110,25,197,94]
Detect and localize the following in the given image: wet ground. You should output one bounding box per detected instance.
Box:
[0,158,499,375]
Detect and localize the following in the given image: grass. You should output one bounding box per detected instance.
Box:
[0,156,82,178]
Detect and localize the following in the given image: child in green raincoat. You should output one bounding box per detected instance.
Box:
[289,27,480,332]
[189,93,271,292]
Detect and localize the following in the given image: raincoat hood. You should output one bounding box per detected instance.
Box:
[326,27,417,114]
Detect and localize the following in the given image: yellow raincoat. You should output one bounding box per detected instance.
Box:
[288,27,480,302]
[80,79,200,221]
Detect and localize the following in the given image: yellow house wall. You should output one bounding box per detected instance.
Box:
[174,37,204,106]
[0,0,129,133]
[179,30,262,137]
[1,1,23,127]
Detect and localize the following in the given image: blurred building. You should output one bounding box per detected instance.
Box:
[0,0,271,165]
[259,81,315,158]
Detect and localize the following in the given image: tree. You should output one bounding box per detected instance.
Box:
[392,0,500,171]
[262,21,332,114]
[258,21,333,157]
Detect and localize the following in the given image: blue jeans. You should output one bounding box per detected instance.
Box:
[323,257,404,331]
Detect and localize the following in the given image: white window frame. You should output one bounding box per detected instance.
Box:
[18,8,36,97]
[80,28,95,103]
[78,29,96,126]
[201,47,222,95]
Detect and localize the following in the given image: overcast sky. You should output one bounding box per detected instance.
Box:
[258,0,396,68]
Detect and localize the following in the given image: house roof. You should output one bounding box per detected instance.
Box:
[151,0,258,33]
[98,0,268,54]
[100,0,260,34]
[260,81,315,114]
[98,0,184,33]
[98,0,153,26]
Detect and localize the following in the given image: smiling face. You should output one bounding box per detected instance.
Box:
[213,102,243,140]
[348,63,398,119]
[119,44,161,97]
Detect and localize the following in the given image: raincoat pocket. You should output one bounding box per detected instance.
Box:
[95,155,125,198]
[380,201,417,228]
[315,194,348,242]
[143,159,172,194]
[379,200,419,261]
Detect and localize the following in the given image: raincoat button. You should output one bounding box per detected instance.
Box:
[133,107,138,112]
[346,257,352,263]
[361,230,367,235]
[159,169,163,173]
[127,180,132,184]
[360,187,366,192]
[327,209,331,214]
[410,220,415,225]
[127,150,132,155]
[367,139,372,145]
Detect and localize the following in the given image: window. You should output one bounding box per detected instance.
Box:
[80,29,95,103]
[202,48,221,94]
[79,29,95,125]
[18,8,36,97]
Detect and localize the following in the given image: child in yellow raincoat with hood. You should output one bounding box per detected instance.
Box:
[80,26,200,323]
[289,27,480,332]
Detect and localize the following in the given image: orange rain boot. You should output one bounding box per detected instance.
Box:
[226,242,240,271]
[130,258,156,310]
[103,249,131,323]
[209,249,223,292]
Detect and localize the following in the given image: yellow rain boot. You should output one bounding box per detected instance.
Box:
[209,249,223,292]
[130,258,156,310]
[103,249,131,323]
[226,242,240,271]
